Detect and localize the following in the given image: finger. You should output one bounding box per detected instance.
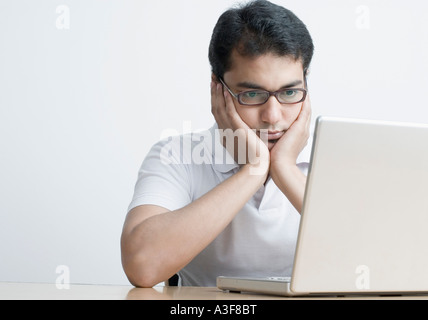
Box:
[295,95,311,133]
[223,87,247,129]
[303,94,312,132]
[223,87,235,116]
[301,102,312,143]
[285,95,311,142]
[216,82,227,118]
[211,82,223,116]
[305,94,312,115]
[299,94,311,120]
[212,82,232,131]
[210,81,217,114]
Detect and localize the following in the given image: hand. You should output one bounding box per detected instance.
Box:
[268,95,311,213]
[211,81,270,177]
[270,94,311,170]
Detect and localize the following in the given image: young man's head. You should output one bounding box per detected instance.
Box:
[209,0,314,81]
[208,0,314,148]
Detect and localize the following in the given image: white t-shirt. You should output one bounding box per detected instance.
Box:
[128,124,310,286]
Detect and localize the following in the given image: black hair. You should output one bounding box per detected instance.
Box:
[208,0,314,79]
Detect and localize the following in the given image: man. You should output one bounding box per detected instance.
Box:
[121,0,314,287]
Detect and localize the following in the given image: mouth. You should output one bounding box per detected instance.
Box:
[258,130,285,149]
[267,131,284,141]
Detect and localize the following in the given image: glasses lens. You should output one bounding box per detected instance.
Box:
[239,91,269,105]
[277,89,305,104]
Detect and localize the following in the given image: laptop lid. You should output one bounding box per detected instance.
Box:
[291,116,428,294]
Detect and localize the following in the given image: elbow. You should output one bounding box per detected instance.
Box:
[121,246,165,288]
[121,229,174,287]
[126,270,160,288]
[122,256,163,288]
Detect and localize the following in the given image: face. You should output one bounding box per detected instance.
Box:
[223,51,306,150]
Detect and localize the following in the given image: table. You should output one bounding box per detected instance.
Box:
[1,282,428,300]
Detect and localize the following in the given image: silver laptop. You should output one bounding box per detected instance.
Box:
[217,116,428,296]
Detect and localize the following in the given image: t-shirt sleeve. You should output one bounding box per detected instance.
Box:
[127,138,192,213]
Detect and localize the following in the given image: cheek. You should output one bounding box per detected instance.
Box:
[283,104,303,124]
[235,104,259,127]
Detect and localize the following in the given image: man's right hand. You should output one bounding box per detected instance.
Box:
[210,80,270,177]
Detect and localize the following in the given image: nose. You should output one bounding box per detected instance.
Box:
[260,96,282,125]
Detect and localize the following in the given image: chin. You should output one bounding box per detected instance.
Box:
[268,140,278,150]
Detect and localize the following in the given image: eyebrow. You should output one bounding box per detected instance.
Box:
[236,80,303,90]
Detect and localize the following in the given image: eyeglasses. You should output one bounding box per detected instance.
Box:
[219,78,307,106]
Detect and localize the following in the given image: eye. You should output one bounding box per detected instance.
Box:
[284,90,297,97]
[242,91,262,99]
[239,90,269,105]
[277,89,305,104]
[278,90,298,101]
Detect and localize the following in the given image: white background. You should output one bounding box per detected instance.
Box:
[1,0,427,286]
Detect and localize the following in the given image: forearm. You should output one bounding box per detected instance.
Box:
[270,164,307,213]
[123,164,267,287]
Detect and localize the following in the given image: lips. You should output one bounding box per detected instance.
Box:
[258,130,285,142]
[267,131,284,141]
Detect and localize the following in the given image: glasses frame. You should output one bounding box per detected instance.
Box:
[219,78,307,106]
